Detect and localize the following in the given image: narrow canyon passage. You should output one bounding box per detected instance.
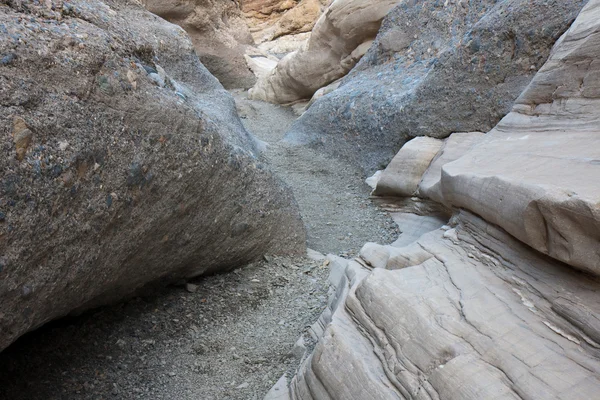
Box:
[233,90,398,253]
[0,92,397,400]
[3,0,600,398]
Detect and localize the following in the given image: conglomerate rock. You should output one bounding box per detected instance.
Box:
[285,0,588,173]
[269,1,600,398]
[0,0,305,352]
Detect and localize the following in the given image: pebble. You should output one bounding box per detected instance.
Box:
[148,72,165,87]
[0,53,17,65]
[185,283,198,293]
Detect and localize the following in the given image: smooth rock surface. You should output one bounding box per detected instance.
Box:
[417,132,485,205]
[373,137,443,197]
[285,211,600,399]
[0,0,305,352]
[249,0,402,103]
[286,0,588,173]
[143,0,257,88]
[441,0,600,274]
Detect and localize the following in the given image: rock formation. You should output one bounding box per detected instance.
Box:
[0,0,305,352]
[269,1,600,397]
[242,0,330,45]
[249,0,401,104]
[142,0,257,89]
[284,0,589,173]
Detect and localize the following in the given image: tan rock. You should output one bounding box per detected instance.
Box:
[270,0,324,40]
[417,132,485,204]
[12,117,32,161]
[249,0,401,103]
[143,0,256,88]
[441,0,600,274]
[243,0,329,44]
[373,137,443,197]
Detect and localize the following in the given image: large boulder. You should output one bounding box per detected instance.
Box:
[270,1,600,398]
[285,0,588,173]
[0,0,305,352]
[143,0,257,89]
[248,0,402,103]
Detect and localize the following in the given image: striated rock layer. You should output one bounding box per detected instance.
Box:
[0,0,305,352]
[285,0,588,173]
[285,211,600,399]
[271,1,600,398]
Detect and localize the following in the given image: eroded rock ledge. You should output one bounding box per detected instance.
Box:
[282,209,600,399]
[269,1,600,398]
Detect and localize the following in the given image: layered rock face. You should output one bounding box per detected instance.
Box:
[285,0,588,173]
[249,0,402,103]
[242,0,330,45]
[143,0,257,89]
[272,1,600,398]
[0,0,305,352]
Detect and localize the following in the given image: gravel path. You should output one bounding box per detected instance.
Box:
[234,90,398,254]
[0,92,396,400]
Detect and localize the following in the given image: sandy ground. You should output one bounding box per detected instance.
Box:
[0,92,396,400]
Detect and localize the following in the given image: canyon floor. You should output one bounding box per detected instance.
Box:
[0,92,397,400]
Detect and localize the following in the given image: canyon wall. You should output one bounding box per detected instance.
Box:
[143,0,257,89]
[249,0,401,104]
[242,0,330,45]
[270,1,600,398]
[284,0,588,173]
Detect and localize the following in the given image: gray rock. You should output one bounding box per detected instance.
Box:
[0,0,305,352]
[285,0,588,173]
